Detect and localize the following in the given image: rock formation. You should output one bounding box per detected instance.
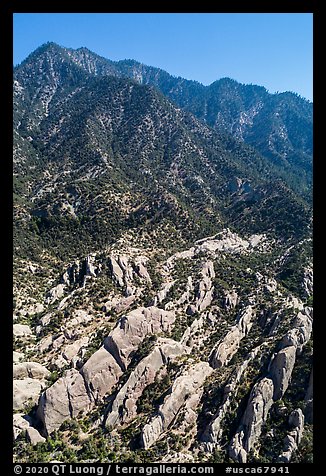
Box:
[37,369,93,436]
[105,338,184,428]
[36,305,176,434]
[229,377,274,463]
[141,362,213,449]
[104,306,176,371]
[210,305,254,368]
[13,378,45,411]
[277,409,305,462]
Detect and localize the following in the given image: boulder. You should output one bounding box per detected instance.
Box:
[203,344,263,451]
[106,338,184,428]
[26,427,46,445]
[81,347,123,402]
[13,378,44,411]
[13,414,33,440]
[110,257,124,287]
[281,308,313,351]
[13,362,50,380]
[303,266,313,297]
[194,261,215,312]
[210,306,254,368]
[13,324,33,338]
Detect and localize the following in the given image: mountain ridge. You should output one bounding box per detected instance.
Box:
[14,42,312,201]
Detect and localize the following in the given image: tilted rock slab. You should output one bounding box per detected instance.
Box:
[80,347,123,402]
[228,306,313,462]
[105,306,176,371]
[303,266,313,297]
[278,409,305,462]
[210,305,254,368]
[105,338,184,428]
[141,361,213,449]
[224,289,239,310]
[110,254,151,292]
[269,346,297,400]
[45,283,65,304]
[202,344,264,451]
[37,368,93,436]
[194,261,215,312]
[229,377,274,463]
[13,414,33,440]
[280,307,313,352]
[270,306,313,400]
[186,261,215,315]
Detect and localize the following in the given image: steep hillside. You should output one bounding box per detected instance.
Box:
[30,43,312,199]
[13,43,313,464]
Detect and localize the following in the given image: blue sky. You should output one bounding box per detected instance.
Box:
[13,13,313,101]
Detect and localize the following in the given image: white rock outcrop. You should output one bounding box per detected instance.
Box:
[269,346,297,400]
[280,307,313,352]
[229,306,313,462]
[278,409,305,462]
[45,284,65,304]
[210,305,254,368]
[224,289,239,310]
[13,414,33,440]
[80,347,123,402]
[109,254,151,292]
[13,378,45,411]
[141,362,213,449]
[13,362,50,380]
[105,338,184,428]
[105,306,176,370]
[13,324,33,338]
[304,369,313,424]
[229,377,274,463]
[270,306,313,400]
[36,305,176,434]
[202,344,264,451]
[194,261,215,312]
[37,369,93,435]
[26,427,46,445]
